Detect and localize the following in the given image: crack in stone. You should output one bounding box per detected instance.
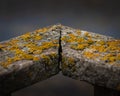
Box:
[58,30,62,70]
[0,24,120,94]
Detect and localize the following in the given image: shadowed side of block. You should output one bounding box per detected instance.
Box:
[60,25,120,91]
[0,25,61,94]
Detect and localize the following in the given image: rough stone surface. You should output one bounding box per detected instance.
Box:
[0,25,61,94]
[60,25,120,91]
[0,24,120,94]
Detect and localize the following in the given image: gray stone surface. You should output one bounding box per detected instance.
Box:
[60,25,120,91]
[0,24,120,94]
[0,25,61,94]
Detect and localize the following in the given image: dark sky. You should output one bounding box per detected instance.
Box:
[0,0,120,96]
[0,0,120,41]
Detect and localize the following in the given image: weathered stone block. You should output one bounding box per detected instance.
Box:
[60,25,120,91]
[0,24,120,94]
[0,25,60,94]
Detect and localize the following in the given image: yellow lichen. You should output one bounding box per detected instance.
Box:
[0,26,59,67]
[76,30,81,35]
[77,38,84,43]
[33,56,40,61]
[68,57,75,64]
[14,49,25,55]
[50,52,57,58]
[62,32,94,51]
[0,44,4,50]
[97,40,105,45]
[84,32,89,37]
[101,53,117,63]
[61,57,76,72]
[40,54,52,65]
[34,35,42,40]
[83,51,99,59]
[35,28,48,33]
[20,32,31,40]
[87,38,94,44]
[33,50,42,54]
[71,43,89,50]
[61,36,67,41]
[41,54,49,59]
[117,54,120,60]
[90,45,106,52]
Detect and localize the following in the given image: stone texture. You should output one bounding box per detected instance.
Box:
[0,24,120,94]
[0,25,61,94]
[60,25,120,91]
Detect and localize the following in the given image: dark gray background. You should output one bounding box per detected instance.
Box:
[0,0,120,96]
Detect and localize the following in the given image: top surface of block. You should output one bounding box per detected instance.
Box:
[61,25,120,66]
[0,25,60,75]
[60,25,120,90]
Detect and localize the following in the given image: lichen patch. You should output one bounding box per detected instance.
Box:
[0,26,59,68]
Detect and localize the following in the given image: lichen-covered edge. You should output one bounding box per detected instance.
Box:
[0,24,61,94]
[60,25,120,91]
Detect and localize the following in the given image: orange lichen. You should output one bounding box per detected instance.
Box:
[71,43,89,50]
[20,32,31,40]
[0,44,4,49]
[77,38,84,43]
[97,40,105,45]
[68,57,75,64]
[33,50,42,54]
[84,32,89,37]
[50,52,57,58]
[76,30,81,35]
[41,54,49,59]
[101,53,117,63]
[91,45,106,52]
[34,35,42,40]
[61,56,76,72]
[35,27,48,33]
[62,32,94,51]
[61,36,67,41]
[0,26,59,67]
[117,53,120,60]
[33,56,40,61]
[83,51,99,59]
[83,39,120,63]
